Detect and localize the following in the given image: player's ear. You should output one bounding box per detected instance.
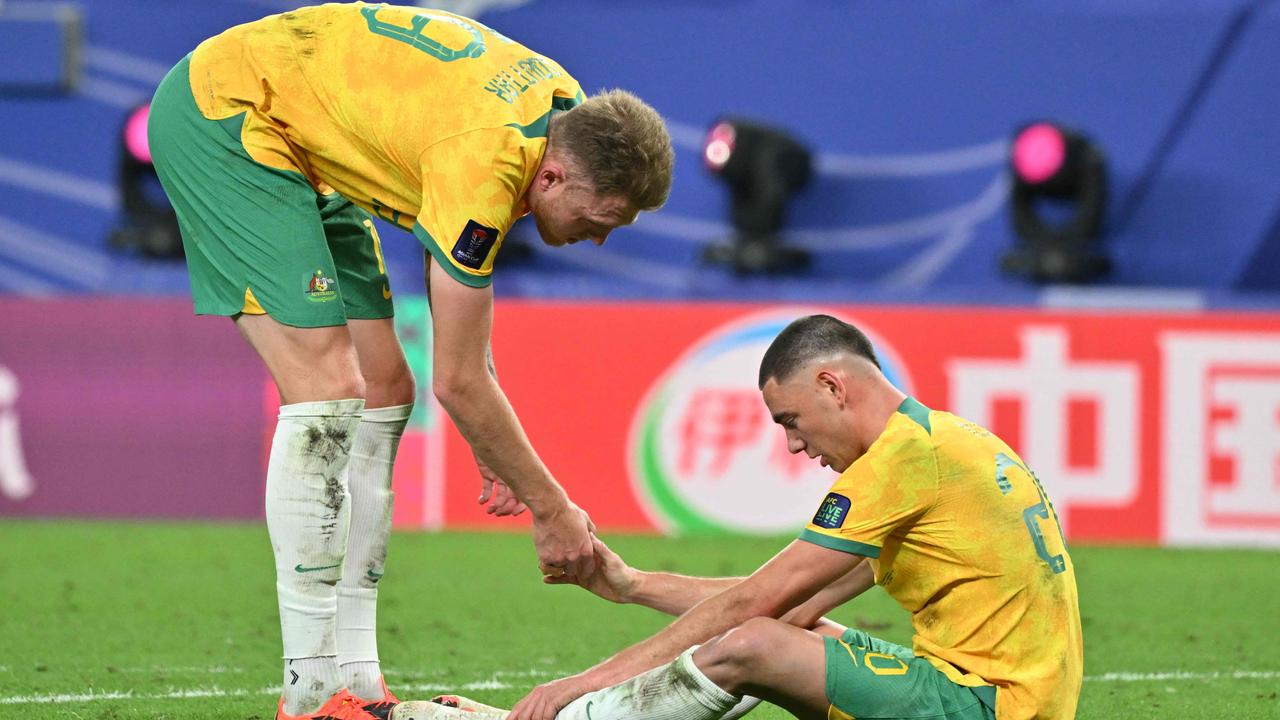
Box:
[537,156,569,192]
[817,369,845,406]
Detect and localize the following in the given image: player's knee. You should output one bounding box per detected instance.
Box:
[697,617,783,686]
[298,367,364,405]
[279,373,365,406]
[367,364,416,407]
[334,372,367,401]
[275,340,367,404]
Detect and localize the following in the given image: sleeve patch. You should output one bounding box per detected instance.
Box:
[812,492,852,529]
[452,220,500,269]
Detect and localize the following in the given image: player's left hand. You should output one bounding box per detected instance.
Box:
[509,674,594,720]
[542,536,637,603]
[476,458,527,517]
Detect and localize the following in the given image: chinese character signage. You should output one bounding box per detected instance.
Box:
[3,298,1278,548]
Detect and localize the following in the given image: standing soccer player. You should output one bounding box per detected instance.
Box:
[146,3,674,719]
[407,315,1083,720]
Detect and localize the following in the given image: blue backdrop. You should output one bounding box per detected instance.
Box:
[0,0,1277,307]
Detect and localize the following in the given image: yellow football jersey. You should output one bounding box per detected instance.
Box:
[187,2,584,286]
[800,398,1083,720]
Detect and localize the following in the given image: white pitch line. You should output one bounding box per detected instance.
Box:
[1085,670,1280,682]
[2,670,1274,706]
[0,681,518,706]
[0,686,270,706]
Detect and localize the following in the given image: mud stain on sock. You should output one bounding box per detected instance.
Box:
[304,420,351,465]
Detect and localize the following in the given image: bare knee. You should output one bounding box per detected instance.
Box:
[364,363,416,409]
[346,319,416,408]
[695,617,786,692]
[287,341,366,404]
[235,315,367,404]
[283,365,364,406]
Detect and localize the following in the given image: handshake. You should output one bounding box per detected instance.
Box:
[538,536,640,605]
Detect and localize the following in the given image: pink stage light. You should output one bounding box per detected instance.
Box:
[1011,122,1066,184]
[124,104,152,164]
[703,121,737,171]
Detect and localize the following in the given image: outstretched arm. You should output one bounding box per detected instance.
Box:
[551,537,877,620]
[512,540,864,720]
[426,255,527,518]
[546,537,744,615]
[426,259,594,576]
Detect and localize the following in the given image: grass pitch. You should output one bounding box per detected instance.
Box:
[0,520,1277,719]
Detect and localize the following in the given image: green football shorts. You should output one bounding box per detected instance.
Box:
[825,629,996,720]
[148,54,394,328]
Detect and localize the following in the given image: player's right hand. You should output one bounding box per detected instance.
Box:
[531,501,596,579]
[475,456,527,517]
[543,536,637,604]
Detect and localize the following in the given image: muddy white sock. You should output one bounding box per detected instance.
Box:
[719,696,762,719]
[338,403,411,699]
[283,656,345,715]
[267,398,364,714]
[557,647,738,720]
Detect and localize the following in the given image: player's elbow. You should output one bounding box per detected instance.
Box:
[431,371,487,413]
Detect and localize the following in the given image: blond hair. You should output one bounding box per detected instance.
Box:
[549,89,674,211]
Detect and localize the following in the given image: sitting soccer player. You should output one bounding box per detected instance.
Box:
[396,315,1083,720]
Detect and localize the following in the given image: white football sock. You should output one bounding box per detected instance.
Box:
[337,403,412,700]
[283,657,344,715]
[719,696,762,719]
[267,398,364,715]
[557,648,739,720]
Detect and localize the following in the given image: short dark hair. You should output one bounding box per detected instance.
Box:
[758,315,881,389]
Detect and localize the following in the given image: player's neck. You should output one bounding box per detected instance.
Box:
[852,385,907,454]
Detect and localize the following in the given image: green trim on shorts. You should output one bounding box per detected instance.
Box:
[148,54,394,327]
[798,529,881,559]
[824,628,995,720]
[413,222,493,288]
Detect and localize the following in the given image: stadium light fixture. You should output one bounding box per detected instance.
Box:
[702,118,812,274]
[110,102,184,259]
[1001,121,1110,283]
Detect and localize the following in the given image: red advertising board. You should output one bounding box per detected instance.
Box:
[4,298,1278,548]
[431,302,1280,548]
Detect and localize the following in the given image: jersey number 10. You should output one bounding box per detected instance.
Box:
[361,5,488,62]
[996,453,1068,574]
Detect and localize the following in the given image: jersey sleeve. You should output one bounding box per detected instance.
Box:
[798,422,938,558]
[412,128,529,287]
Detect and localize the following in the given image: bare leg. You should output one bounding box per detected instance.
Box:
[235,313,368,714]
[235,313,365,404]
[347,318,416,409]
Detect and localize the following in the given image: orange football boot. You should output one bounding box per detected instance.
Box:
[354,676,400,720]
[276,689,390,720]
